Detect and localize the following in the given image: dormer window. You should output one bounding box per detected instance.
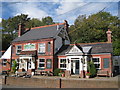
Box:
[16,45,22,54]
[38,43,45,54]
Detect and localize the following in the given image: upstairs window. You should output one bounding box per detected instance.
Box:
[92,58,100,70]
[16,45,22,54]
[38,43,45,54]
[2,59,7,66]
[47,42,51,52]
[60,59,66,69]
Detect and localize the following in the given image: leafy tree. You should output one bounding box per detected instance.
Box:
[1,14,55,51]
[69,12,120,55]
[42,16,55,25]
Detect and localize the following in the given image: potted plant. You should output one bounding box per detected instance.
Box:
[86,72,91,78]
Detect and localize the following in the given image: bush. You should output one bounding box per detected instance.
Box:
[12,60,17,73]
[88,61,97,77]
[54,68,62,76]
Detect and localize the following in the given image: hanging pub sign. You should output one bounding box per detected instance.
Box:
[24,43,36,50]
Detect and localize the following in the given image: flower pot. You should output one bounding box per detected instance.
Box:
[86,75,90,78]
[62,73,65,77]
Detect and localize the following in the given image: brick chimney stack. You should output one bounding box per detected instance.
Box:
[106,28,112,43]
[18,23,25,37]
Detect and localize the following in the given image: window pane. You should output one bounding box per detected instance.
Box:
[38,43,45,53]
[46,59,52,69]
[39,64,45,67]
[103,58,109,68]
[39,59,45,62]
[92,58,99,62]
[60,59,66,63]
[47,42,51,52]
[60,64,66,68]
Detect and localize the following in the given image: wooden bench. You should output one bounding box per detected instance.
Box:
[35,70,53,76]
[97,70,109,77]
[16,71,27,77]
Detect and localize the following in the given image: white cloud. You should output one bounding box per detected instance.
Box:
[11,2,48,19]
[56,0,86,15]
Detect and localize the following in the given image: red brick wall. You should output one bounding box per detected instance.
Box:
[1,59,11,71]
[92,54,112,76]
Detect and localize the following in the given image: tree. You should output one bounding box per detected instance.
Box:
[2,14,55,51]
[2,14,30,50]
[69,12,120,55]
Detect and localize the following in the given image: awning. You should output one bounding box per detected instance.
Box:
[20,50,37,56]
[1,45,12,59]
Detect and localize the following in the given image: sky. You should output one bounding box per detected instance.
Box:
[0,0,120,25]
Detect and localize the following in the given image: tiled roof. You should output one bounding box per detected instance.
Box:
[12,23,65,42]
[56,42,113,55]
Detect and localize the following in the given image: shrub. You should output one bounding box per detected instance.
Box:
[88,61,97,77]
[54,68,62,76]
[11,60,17,73]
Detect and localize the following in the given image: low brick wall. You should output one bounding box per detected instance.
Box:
[4,76,119,88]
[61,78,119,88]
[6,77,60,88]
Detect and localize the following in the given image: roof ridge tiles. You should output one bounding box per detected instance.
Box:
[25,23,65,30]
[68,42,112,46]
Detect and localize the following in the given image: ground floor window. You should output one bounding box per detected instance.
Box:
[46,59,52,69]
[103,58,109,68]
[59,59,66,69]
[2,59,7,66]
[92,58,100,70]
[38,59,45,69]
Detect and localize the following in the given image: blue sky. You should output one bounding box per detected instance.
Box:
[0,0,120,25]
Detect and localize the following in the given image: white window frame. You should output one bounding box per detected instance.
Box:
[59,58,67,69]
[38,43,46,54]
[16,45,22,54]
[28,59,32,69]
[92,57,101,70]
[38,58,45,69]
[2,59,7,67]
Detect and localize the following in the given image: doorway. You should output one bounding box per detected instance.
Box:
[71,60,79,74]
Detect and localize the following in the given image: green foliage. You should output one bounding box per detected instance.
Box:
[54,68,62,76]
[1,14,55,51]
[11,60,17,73]
[87,61,96,77]
[69,12,120,55]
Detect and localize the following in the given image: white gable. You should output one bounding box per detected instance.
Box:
[68,45,82,54]
[1,45,11,59]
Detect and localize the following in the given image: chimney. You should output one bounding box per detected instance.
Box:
[106,28,112,43]
[64,20,69,32]
[18,23,25,37]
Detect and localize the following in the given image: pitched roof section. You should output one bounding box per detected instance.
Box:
[56,42,113,55]
[13,23,65,42]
